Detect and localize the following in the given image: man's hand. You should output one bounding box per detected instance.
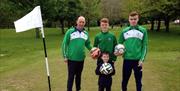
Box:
[114,52,122,56]
[90,47,101,59]
[138,61,143,67]
[90,47,97,53]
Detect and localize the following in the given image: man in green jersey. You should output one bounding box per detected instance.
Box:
[93,18,117,65]
[116,11,148,91]
[62,16,92,91]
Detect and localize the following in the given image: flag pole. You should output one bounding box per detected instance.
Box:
[14,6,52,91]
[40,27,51,91]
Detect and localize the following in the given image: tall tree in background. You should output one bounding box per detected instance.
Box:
[81,0,101,31]
[0,0,15,28]
[53,0,83,34]
[100,0,122,28]
[51,0,67,34]
[1,0,179,33]
[142,0,180,32]
[66,0,83,28]
[7,0,52,38]
[7,0,83,34]
[161,0,180,32]
[121,0,144,18]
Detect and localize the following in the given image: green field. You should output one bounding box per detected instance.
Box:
[0,25,180,91]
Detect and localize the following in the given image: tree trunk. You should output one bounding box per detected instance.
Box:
[150,19,154,31]
[156,19,161,31]
[35,28,40,38]
[60,20,65,34]
[87,17,90,31]
[111,21,114,29]
[67,20,71,29]
[97,19,100,26]
[164,16,170,32]
[111,24,114,29]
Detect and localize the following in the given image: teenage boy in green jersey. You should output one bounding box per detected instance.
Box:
[62,16,92,91]
[93,18,117,65]
[115,11,148,91]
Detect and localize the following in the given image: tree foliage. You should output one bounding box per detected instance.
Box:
[0,0,179,33]
[80,0,101,30]
[142,0,180,32]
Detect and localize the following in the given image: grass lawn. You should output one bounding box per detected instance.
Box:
[0,25,180,91]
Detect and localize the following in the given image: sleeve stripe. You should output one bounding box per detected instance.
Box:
[141,46,147,61]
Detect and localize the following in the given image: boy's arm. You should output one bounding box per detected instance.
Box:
[85,34,92,51]
[113,35,118,47]
[85,39,92,51]
[112,35,118,61]
[95,64,101,75]
[93,36,98,47]
[140,30,148,62]
[118,30,124,44]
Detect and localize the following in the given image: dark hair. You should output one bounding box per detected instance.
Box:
[100,51,109,57]
[100,18,109,23]
[129,11,140,17]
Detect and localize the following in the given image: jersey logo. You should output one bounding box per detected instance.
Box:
[70,31,88,40]
[124,29,143,40]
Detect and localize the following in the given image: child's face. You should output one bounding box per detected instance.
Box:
[101,54,109,63]
[100,22,109,32]
[129,15,139,26]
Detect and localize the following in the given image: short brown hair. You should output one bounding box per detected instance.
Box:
[100,18,109,23]
[129,11,139,17]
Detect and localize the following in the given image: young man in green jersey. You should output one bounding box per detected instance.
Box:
[62,16,92,91]
[115,11,148,91]
[93,18,117,65]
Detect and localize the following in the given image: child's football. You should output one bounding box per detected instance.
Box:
[100,63,113,75]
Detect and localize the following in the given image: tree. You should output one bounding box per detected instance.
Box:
[50,0,67,34]
[7,0,52,38]
[80,0,101,31]
[51,0,83,34]
[120,0,144,18]
[142,0,180,32]
[0,0,27,28]
[160,1,180,32]
[66,0,83,28]
[100,0,122,28]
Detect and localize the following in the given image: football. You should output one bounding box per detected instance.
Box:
[100,63,113,75]
[90,47,101,59]
[114,44,125,54]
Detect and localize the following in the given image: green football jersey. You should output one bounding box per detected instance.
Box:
[118,25,148,62]
[62,27,92,61]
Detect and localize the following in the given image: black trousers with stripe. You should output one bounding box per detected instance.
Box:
[121,60,142,91]
[67,60,84,91]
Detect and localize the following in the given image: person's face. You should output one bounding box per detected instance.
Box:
[129,15,139,26]
[101,54,109,63]
[100,22,109,32]
[76,17,86,30]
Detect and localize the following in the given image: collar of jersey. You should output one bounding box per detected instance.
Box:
[129,25,139,30]
[75,27,85,33]
[101,31,109,34]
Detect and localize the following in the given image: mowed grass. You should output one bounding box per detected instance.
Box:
[0,25,180,91]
